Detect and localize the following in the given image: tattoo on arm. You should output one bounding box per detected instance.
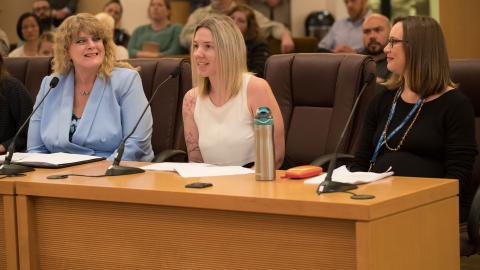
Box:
[183,90,203,162]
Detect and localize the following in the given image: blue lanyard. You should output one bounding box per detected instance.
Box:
[370,90,424,167]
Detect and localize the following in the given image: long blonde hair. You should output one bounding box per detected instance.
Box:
[52,13,131,78]
[191,14,248,99]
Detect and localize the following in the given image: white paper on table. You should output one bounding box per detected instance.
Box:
[304,165,394,185]
[175,166,254,178]
[141,162,254,178]
[141,162,212,172]
[0,152,31,162]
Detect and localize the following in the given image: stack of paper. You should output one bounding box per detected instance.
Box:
[141,162,254,178]
[304,165,394,185]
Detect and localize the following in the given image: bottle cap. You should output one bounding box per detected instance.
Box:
[255,107,273,125]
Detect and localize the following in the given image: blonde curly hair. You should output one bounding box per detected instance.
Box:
[52,13,131,78]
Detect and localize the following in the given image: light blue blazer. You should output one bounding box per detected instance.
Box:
[27,68,154,161]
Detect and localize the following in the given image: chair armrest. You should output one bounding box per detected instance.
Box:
[310,153,355,168]
[468,185,480,249]
[152,149,187,163]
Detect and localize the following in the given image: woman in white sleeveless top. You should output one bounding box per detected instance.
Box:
[183,14,284,167]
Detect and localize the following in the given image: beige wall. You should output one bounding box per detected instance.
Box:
[0,0,31,44]
[78,0,109,14]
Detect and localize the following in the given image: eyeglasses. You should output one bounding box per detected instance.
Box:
[386,38,407,48]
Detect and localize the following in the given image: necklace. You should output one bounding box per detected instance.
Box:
[368,88,425,171]
[81,90,90,96]
[382,90,425,151]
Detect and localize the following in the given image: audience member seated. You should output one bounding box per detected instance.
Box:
[318,0,370,53]
[104,0,130,48]
[229,4,269,78]
[37,32,55,56]
[247,0,290,29]
[95,12,129,60]
[128,0,184,58]
[32,0,56,32]
[0,54,33,154]
[180,0,294,53]
[182,15,284,167]
[0,28,9,57]
[27,13,153,161]
[9,13,42,57]
[49,0,78,26]
[361,13,391,83]
[348,16,477,223]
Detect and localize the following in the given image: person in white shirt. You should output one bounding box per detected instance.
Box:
[182,15,285,167]
[9,13,42,57]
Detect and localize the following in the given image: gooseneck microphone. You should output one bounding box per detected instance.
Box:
[0,77,60,176]
[317,73,375,195]
[105,67,181,176]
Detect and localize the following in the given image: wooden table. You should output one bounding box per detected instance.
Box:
[10,161,459,270]
[0,177,18,270]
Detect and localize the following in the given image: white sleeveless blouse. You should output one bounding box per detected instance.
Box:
[194,73,255,166]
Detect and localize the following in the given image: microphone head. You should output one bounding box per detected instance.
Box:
[170,67,180,78]
[50,77,60,88]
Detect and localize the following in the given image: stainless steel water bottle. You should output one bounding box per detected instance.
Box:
[255,107,275,181]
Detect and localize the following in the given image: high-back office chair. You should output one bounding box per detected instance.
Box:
[3,56,52,97]
[264,53,376,168]
[126,58,191,158]
[450,59,480,256]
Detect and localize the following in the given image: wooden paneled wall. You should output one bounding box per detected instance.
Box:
[440,0,480,58]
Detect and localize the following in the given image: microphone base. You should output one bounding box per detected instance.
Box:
[105,164,145,176]
[0,163,35,176]
[317,181,357,194]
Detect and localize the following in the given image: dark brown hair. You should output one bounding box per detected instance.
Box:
[228,4,260,41]
[384,16,455,97]
[16,12,42,41]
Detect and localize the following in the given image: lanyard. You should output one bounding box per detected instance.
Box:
[369,90,424,170]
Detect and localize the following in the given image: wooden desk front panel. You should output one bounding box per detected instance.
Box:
[0,183,19,270]
[17,196,356,270]
[356,196,459,270]
[0,197,6,270]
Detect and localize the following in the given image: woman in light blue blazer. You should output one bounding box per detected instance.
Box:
[27,13,154,161]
